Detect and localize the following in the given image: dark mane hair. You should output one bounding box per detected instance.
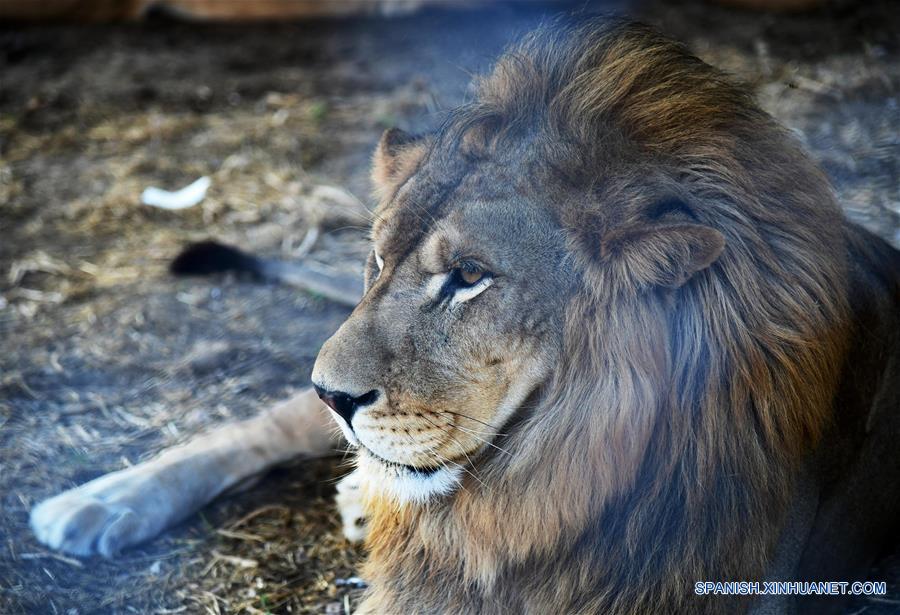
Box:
[361,18,853,614]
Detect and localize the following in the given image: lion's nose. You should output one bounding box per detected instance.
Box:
[313,385,379,427]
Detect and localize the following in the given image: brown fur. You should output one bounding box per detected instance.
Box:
[343,19,888,614]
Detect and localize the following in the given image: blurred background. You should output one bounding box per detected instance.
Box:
[1,0,898,613]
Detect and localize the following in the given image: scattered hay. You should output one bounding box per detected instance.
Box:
[1,2,898,614]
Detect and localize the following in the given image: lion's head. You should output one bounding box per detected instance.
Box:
[313,18,852,613]
[312,122,576,501]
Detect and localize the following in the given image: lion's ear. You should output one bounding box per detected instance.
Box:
[601,223,725,289]
[371,128,429,199]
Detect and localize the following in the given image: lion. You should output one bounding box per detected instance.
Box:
[30,18,900,614]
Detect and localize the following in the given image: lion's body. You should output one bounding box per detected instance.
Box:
[346,21,900,614]
[30,18,900,615]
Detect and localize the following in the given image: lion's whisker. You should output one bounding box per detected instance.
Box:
[418,415,491,491]
[431,411,512,456]
[413,417,471,467]
[428,448,487,493]
[450,424,513,457]
[435,418,500,437]
[436,410,506,432]
[400,431,480,495]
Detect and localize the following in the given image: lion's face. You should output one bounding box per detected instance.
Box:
[312,155,574,502]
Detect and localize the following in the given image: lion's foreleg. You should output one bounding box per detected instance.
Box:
[30,388,341,557]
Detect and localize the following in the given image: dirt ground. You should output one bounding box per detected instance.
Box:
[1,1,898,613]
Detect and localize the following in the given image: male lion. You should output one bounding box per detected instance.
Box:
[31,18,900,614]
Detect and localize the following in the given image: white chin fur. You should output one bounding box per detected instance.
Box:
[357,450,462,504]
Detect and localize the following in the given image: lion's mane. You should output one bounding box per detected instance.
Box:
[358,19,852,614]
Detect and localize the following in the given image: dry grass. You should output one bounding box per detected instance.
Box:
[1,2,897,613]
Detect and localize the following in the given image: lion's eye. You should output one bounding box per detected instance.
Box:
[445,266,493,305]
[375,251,384,271]
[459,268,483,286]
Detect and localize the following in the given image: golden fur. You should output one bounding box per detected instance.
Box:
[339,19,882,614]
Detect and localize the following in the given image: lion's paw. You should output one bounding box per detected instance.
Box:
[30,466,169,558]
[335,469,367,543]
[31,494,144,558]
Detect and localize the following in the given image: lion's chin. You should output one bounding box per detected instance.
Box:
[357,448,463,504]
